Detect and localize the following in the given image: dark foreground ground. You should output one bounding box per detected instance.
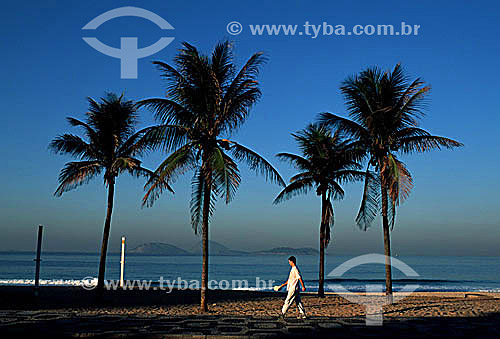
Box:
[1,286,499,337]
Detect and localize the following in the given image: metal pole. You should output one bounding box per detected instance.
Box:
[34,225,43,296]
[120,236,125,288]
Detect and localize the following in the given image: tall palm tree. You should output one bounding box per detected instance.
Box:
[274,124,366,297]
[137,41,285,312]
[49,93,171,295]
[319,64,463,298]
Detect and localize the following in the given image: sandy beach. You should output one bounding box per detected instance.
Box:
[1,286,499,337]
[2,286,499,317]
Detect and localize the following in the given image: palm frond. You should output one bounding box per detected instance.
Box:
[66,117,99,145]
[54,161,102,196]
[289,171,313,183]
[396,83,430,127]
[355,168,381,231]
[229,141,285,187]
[340,72,380,124]
[136,98,193,126]
[190,168,205,234]
[211,40,234,88]
[87,93,138,145]
[332,169,367,185]
[190,168,217,234]
[322,198,334,247]
[224,51,266,104]
[328,180,345,201]
[218,85,261,133]
[383,154,413,206]
[387,191,397,231]
[142,143,195,207]
[211,49,266,134]
[393,127,431,139]
[397,135,463,154]
[151,60,191,104]
[128,164,174,195]
[111,157,141,174]
[393,77,427,125]
[210,148,241,203]
[273,177,315,204]
[317,112,368,141]
[136,124,190,153]
[276,152,311,172]
[116,126,153,158]
[49,134,97,160]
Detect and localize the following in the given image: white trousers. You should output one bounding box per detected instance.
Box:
[281,289,305,315]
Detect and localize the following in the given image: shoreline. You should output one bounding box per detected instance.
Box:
[2,285,500,296]
[1,282,499,295]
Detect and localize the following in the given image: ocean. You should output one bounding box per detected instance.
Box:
[1,252,499,293]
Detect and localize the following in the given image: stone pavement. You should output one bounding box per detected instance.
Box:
[1,310,500,337]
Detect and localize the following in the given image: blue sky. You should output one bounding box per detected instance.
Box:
[1,0,499,255]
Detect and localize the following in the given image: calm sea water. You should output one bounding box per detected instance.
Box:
[1,253,499,292]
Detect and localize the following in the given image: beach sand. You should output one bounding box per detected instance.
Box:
[1,286,499,336]
[2,286,498,317]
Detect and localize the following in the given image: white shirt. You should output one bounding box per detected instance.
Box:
[287,266,302,292]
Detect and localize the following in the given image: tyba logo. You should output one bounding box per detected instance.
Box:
[82,7,175,79]
[327,254,420,326]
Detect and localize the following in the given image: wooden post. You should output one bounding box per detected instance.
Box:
[34,225,43,296]
[120,236,125,288]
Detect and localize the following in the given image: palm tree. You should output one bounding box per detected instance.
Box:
[274,124,366,297]
[137,41,285,312]
[319,63,463,298]
[49,93,171,295]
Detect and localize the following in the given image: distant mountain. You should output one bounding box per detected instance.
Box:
[126,241,319,256]
[189,240,247,256]
[128,242,192,256]
[252,247,319,256]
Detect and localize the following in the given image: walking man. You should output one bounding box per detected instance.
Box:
[277,256,307,319]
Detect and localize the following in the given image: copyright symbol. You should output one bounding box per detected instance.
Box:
[226,21,243,35]
[81,276,97,290]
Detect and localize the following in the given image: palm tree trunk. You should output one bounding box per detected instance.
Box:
[200,167,212,313]
[380,179,393,298]
[318,191,327,298]
[97,177,115,296]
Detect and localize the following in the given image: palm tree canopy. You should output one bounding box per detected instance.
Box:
[318,63,463,230]
[49,93,172,196]
[137,41,285,234]
[274,124,366,246]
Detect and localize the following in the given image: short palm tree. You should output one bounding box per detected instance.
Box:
[319,64,463,297]
[137,41,285,312]
[274,124,366,297]
[49,93,171,294]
